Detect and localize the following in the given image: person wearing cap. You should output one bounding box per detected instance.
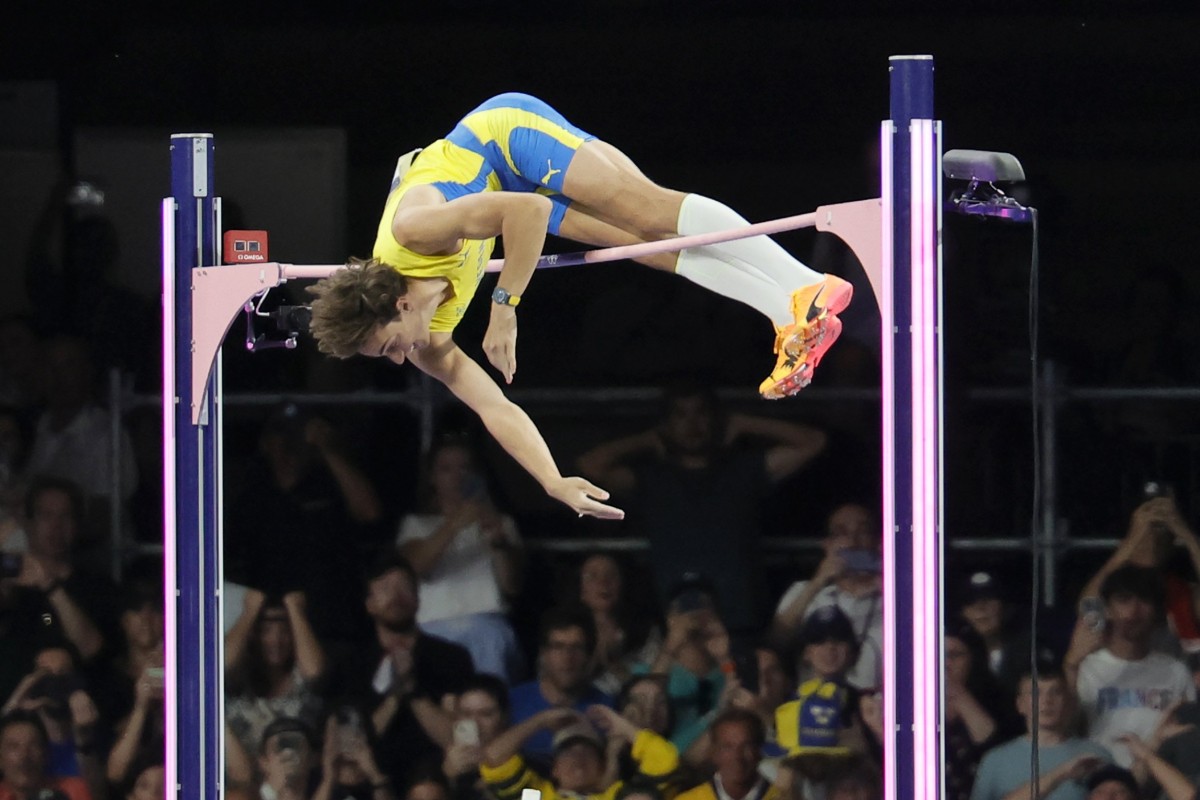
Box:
[769,503,882,691]
[257,717,318,800]
[970,666,1112,800]
[1064,564,1196,767]
[508,605,615,766]
[478,704,678,800]
[957,570,1047,700]
[773,606,865,760]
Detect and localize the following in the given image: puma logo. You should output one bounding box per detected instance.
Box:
[541,159,562,184]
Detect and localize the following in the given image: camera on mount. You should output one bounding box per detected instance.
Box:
[943,149,1034,223]
[243,298,313,352]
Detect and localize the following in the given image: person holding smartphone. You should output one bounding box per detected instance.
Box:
[396,436,526,683]
[440,675,511,800]
[769,503,882,691]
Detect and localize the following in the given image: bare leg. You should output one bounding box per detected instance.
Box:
[557,205,678,272]
[561,141,686,241]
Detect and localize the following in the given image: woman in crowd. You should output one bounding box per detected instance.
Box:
[575,553,662,695]
[397,436,526,682]
[224,589,327,762]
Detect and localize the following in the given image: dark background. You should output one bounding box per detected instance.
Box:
[4,2,1200,602]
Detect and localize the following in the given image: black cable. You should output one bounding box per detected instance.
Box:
[1027,207,1042,800]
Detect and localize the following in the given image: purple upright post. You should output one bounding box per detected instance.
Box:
[881,55,943,800]
[165,133,223,800]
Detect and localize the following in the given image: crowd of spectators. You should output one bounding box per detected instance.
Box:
[0,329,1198,800]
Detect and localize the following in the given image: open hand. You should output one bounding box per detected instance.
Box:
[546,477,624,520]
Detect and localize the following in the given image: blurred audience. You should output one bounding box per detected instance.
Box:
[943,623,1017,800]
[0,710,96,800]
[578,383,826,634]
[575,553,662,695]
[642,577,732,754]
[970,665,1111,800]
[1066,564,1196,767]
[6,478,115,670]
[26,336,137,552]
[508,605,613,766]
[225,590,327,760]
[479,704,678,800]
[770,502,882,690]
[1077,495,1200,655]
[226,406,382,641]
[256,717,320,800]
[397,436,525,683]
[774,606,866,758]
[440,674,511,800]
[956,570,1052,700]
[347,552,474,790]
[676,708,775,800]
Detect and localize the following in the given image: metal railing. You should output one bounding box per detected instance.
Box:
[106,361,1200,604]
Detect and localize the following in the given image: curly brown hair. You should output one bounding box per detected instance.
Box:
[306,257,409,358]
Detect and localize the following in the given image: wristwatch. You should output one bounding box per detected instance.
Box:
[491,286,521,307]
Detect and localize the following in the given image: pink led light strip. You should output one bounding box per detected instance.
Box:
[878,121,899,800]
[160,198,179,797]
[910,118,940,800]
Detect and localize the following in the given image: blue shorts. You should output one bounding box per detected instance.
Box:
[441,92,596,234]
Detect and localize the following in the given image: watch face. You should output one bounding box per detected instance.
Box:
[492,287,510,304]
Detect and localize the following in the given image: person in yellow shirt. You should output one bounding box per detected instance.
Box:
[308,93,852,521]
[676,709,779,800]
[479,705,678,800]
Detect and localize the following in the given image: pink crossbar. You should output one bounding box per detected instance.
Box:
[190,201,879,424]
[278,209,820,281]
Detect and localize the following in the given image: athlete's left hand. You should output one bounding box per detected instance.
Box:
[483,306,518,384]
[546,476,625,520]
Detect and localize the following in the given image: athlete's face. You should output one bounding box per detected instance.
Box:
[360,298,430,365]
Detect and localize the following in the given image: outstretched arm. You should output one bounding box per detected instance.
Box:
[411,335,623,520]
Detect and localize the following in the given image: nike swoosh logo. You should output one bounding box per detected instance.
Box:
[806,284,827,322]
[542,158,562,184]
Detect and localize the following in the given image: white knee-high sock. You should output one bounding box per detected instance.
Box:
[676,193,824,290]
[676,247,793,326]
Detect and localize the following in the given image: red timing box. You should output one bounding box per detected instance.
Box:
[223,230,269,263]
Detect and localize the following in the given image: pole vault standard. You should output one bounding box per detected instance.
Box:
[162,56,941,800]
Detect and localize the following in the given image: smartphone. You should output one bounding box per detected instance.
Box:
[453,718,480,746]
[0,552,22,579]
[1081,597,1106,633]
[839,548,882,574]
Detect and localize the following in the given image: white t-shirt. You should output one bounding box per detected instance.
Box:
[396,513,518,624]
[1075,648,1196,767]
[775,580,883,690]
